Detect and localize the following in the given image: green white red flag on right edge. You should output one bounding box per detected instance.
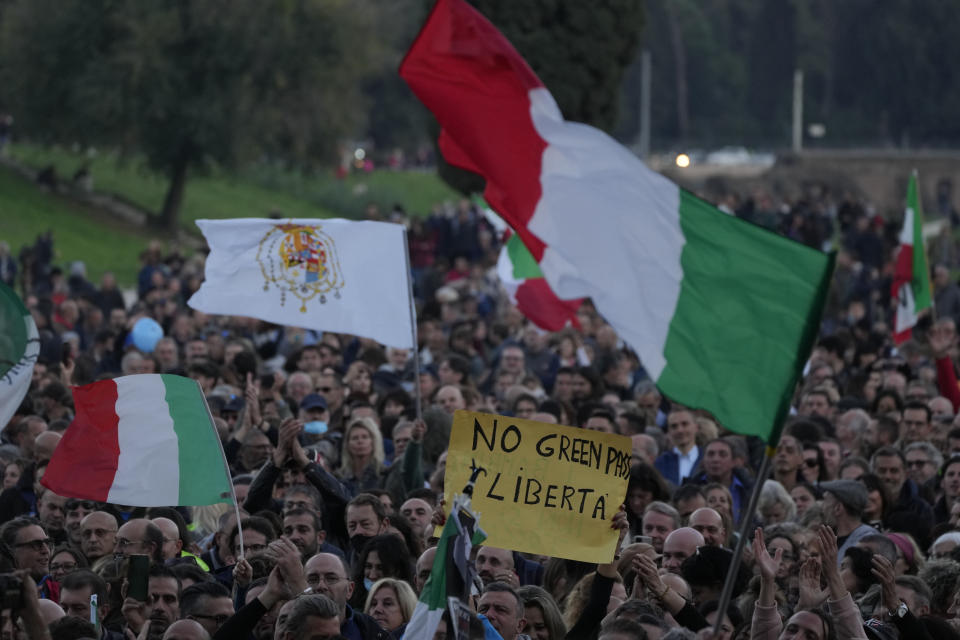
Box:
[400,0,834,443]
[892,172,933,344]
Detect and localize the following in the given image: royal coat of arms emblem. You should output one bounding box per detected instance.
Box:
[256,222,344,311]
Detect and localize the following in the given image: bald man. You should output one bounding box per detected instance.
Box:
[416,547,437,594]
[152,517,183,561]
[688,508,726,547]
[34,431,61,463]
[661,528,704,574]
[399,499,433,540]
[476,546,515,586]
[163,619,211,640]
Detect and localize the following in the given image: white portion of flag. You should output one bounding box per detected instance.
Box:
[108,375,180,505]
[525,88,685,379]
[0,314,38,430]
[188,218,414,348]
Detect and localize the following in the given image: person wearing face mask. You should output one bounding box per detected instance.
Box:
[348,534,415,610]
[344,494,390,567]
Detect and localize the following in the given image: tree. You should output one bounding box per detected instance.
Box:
[427,0,645,194]
[0,0,385,230]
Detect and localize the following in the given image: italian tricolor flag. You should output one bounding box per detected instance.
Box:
[401,0,834,441]
[892,173,932,344]
[42,374,234,506]
[497,231,581,331]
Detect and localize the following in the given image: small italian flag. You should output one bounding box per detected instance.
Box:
[497,231,581,331]
[401,0,834,442]
[42,374,233,506]
[0,283,38,431]
[892,173,932,344]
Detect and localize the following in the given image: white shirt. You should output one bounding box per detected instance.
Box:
[674,444,700,481]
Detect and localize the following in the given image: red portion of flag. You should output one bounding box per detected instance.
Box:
[400,0,549,260]
[42,380,121,502]
[514,278,582,331]
[892,244,914,344]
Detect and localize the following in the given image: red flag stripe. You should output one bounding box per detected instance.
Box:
[42,379,121,501]
[514,279,581,331]
[400,0,549,260]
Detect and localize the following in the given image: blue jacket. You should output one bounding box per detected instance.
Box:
[655,447,702,486]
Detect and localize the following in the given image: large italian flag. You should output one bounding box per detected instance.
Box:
[42,374,234,506]
[401,0,833,441]
[892,173,932,344]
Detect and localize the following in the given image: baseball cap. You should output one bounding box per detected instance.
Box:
[300,393,328,411]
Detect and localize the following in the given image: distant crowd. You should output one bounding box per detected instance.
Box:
[4,188,960,640]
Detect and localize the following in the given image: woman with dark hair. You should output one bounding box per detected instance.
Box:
[790,482,820,520]
[858,473,888,529]
[349,534,415,610]
[871,389,904,419]
[801,443,827,485]
[699,601,744,640]
[625,463,671,535]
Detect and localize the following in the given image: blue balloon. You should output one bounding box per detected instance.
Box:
[131,317,164,353]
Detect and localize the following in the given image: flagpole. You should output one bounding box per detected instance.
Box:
[197,381,245,560]
[712,445,775,636]
[403,227,423,420]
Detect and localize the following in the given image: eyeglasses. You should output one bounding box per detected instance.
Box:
[50,562,78,573]
[907,460,930,468]
[65,500,97,511]
[804,459,819,468]
[306,573,344,587]
[317,387,334,394]
[190,614,231,626]
[15,538,53,552]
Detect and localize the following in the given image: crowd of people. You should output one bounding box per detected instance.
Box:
[4,188,960,640]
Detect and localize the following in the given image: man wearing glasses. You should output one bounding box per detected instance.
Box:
[179,581,234,636]
[0,516,52,580]
[80,511,119,566]
[303,552,386,639]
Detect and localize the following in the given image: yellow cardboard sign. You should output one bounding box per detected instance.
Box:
[443,410,631,563]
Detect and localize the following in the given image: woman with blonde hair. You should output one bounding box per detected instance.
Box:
[338,417,385,496]
[517,585,566,640]
[364,577,417,635]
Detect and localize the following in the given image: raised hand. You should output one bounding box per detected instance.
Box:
[753,527,782,582]
[797,557,827,609]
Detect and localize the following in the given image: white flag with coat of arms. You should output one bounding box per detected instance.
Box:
[188,218,414,348]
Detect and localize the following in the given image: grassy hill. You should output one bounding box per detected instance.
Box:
[0,143,459,287]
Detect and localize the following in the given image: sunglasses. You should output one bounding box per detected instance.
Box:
[804,459,820,468]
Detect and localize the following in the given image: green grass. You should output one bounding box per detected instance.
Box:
[0,143,461,289]
[7,143,459,229]
[0,167,149,286]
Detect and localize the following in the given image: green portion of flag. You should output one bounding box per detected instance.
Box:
[505,233,543,280]
[908,174,933,311]
[0,283,28,379]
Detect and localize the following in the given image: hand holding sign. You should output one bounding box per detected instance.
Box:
[443,411,630,563]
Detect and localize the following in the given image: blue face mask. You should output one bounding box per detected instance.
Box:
[304,421,328,435]
[363,577,374,591]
